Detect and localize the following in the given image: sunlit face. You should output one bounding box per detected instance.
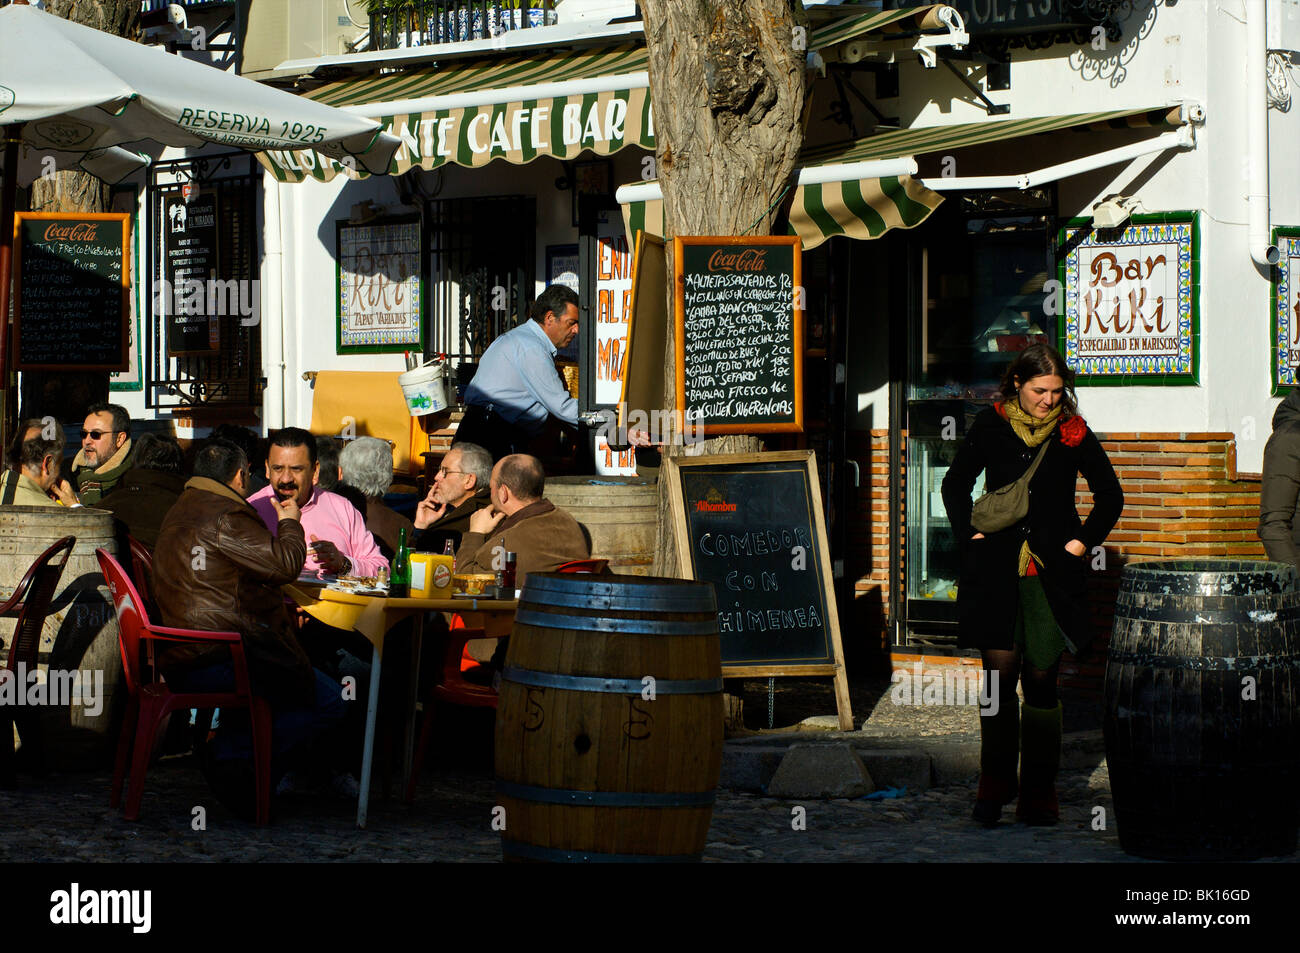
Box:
[488,461,507,512]
[1016,373,1065,420]
[543,302,580,349]
[265,443,318,507]
[432,448,475,508]
[81,411,125,467]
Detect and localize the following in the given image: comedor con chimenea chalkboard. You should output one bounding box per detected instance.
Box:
[14,212,129,371]
[666,450,851,730]
[673,235,803,436]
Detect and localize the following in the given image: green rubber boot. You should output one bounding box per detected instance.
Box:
[1017,701,1062,825]
[972,699,1019,827]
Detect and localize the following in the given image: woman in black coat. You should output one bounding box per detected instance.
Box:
[941,344,1123,826]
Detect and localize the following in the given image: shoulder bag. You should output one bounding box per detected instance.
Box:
[969,438,1051,534]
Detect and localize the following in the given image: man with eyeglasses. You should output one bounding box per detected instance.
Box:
[412,442,493,554]
[72,402,135,505]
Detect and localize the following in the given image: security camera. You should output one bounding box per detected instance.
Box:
[1092,195,1141,230]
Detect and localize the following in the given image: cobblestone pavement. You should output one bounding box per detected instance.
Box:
[1,681,1293,863]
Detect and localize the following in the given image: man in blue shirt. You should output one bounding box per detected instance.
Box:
[458,284,581,461]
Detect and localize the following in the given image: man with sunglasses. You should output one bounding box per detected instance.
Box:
[412,442,493,553]
[73,402,135,505]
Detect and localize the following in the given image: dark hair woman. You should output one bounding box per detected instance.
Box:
[941,343,1123,826]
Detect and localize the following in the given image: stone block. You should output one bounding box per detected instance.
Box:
[766,743,874,799]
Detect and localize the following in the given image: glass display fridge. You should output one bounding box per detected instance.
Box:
[901,193,1054,646]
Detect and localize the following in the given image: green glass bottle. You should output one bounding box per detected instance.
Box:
[390,527,410,598]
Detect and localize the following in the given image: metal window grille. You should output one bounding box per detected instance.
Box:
[145,153,262,412]
[426,195,535,381]
[369,0,557,50]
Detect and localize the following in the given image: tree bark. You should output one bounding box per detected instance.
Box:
[22,0,140,423]
[638,0,807,576]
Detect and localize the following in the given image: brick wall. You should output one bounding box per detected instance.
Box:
[848,429,899,659]
[1063,431,1264,693]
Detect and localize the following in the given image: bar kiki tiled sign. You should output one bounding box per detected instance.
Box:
[1058,213,1198,385]
[1272,227,1300,395]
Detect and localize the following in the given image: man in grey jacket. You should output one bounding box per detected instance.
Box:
[1259,388,1300,567]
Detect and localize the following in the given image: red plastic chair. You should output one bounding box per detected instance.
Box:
[96,548,274,824]
[403,556,608,802]
[0,536,75,785]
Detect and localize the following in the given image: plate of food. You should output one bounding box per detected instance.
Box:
[327,573,389,596]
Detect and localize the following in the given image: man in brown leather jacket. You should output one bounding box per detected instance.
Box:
[152,439,348,797]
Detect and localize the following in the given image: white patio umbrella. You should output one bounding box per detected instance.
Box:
[0,0,400,433]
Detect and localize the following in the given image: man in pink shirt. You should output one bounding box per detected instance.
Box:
[247,427,386,579]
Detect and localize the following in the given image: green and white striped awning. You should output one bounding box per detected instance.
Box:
[258,44,653,182]
[799,106,1186,167]
[622,175,943,252]
[257,5,966,183]
[620,106,1188,248]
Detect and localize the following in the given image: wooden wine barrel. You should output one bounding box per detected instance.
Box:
[544,477,656,575]
[1103,559,1300,860]
[0,505,123,768]
[495,573,723,862]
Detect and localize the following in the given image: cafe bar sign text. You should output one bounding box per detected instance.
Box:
[1058,213,1198,385]
[1272,227,1300,394]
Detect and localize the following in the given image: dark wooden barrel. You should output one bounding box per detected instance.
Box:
[1103,559,1300,860]
[494,573,723,862]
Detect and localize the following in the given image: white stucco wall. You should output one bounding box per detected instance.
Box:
[834,0,1300,471]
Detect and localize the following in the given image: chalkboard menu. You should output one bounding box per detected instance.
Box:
[163,193,220,355]
[14,213,130,371]
[666,450,852,728]
[673,235,804,435]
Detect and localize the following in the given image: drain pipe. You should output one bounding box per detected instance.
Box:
[262,176,288,429]
[1247,0,1279,267]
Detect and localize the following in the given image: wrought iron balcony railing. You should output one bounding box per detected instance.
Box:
[368,0,558,51]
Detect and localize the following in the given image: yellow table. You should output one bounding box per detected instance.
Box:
[284,584,518,828]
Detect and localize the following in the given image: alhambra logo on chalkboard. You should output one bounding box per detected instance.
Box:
[695,489,737,514]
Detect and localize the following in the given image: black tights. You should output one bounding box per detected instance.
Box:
[982,649,1059,711]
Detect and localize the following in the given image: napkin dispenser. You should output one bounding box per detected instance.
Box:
[409,552,454,598]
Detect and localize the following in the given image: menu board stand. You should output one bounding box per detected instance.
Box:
[673,235,803,435]
[13,212,130,371]
[666,450,852,731]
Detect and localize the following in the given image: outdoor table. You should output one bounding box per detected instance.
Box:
[283,582,517,828]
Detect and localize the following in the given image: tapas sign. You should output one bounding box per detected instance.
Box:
[1058,213,1198,384]
[336,215,424,353]
[1273,227,1300,394]
[673,235,804,434]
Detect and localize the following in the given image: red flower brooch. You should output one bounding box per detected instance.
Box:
[1059,415,1087,447]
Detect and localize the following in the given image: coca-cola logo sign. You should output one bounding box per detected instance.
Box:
[42,221,100,243]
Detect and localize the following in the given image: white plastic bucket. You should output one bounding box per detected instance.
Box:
[398,361,450,417]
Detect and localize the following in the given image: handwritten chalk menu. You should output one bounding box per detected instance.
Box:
[674,236,804,435]
[14,213,129,371]
[164,193,220,355]
[665,451,852,729]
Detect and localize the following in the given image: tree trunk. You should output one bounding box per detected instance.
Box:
[22,0,140,424]
[639,0,807,576]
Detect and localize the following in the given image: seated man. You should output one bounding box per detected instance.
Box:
[0,422,77,507]
[247,427,386,579]
[151,439,351,811]
[455,453,589,584]
[412,442,493,554]
[338,436,413,559]
[73,402,135,505]
[96,432,187,550]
